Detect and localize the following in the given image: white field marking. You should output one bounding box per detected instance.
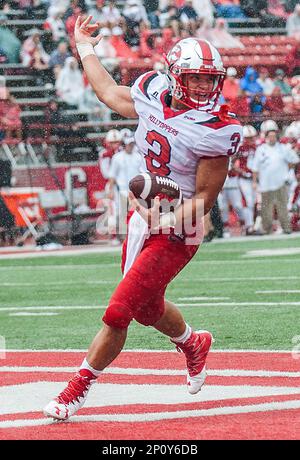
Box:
[2,400,300,428]
[256,290,300,294]
[177,297,230,301]
[0,264,119,270]
[1,301,300,313]
[0,246,122,259]
[179,276,300,282]
[176,302,300,307]
[1,382,300,416]
[0,281,114,287]
[244,248,300,258]
[0,306,105,312]
[8,312,59,317]
[0,348,292,353]
[1,383,300,426]
[1,366,300,378]
[0,258,300,272]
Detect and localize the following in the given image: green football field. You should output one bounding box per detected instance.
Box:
[1,235,300,351]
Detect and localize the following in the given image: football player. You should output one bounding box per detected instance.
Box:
[43,15,243,420]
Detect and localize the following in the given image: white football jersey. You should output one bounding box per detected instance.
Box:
[131,71,243,198]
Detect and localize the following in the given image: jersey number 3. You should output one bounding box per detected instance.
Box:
[145,130,171,176]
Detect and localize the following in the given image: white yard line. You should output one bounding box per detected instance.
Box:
[256,290,300,294]
[1,366,299,378]
[0,258,299,271]
[1,301,300,313]
[178,297,230,301]
[8,312,59,317]
[244,248,300,258]
[1,399,300,428]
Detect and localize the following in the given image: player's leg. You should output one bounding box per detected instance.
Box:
[153,299,213,394]
[239,178,255,233]
[274,185,291,233]
[261,191,274,234]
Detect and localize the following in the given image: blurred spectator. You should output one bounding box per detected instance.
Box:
[285,36,300,76]
[230,88,251,116]
[55,56,85,108]
[268,0,289,19]
[249,93,266,115]
[88,0,106,23]
[20,28,49,67]
[122,0,149,47]
[0,87,22,141]
[222,67,240,103]
[207,18,245,48]
[291,76,300,112]
[0,14,21,63]
[256,67,275,96]
[49,40,71,68]
[159,0,181,36]
[64,0,87,21]
[79,83,112,124]
[101,0,121,26]
[94,27,119,72]
[240,66,264,96]
[44,6,67,44]
[240,0,286,27]
[144,0,160,28]
[192,0,215,26]
[273,68,292,95]
[179,0,198,34]
[264,86,285,115]
[252,128,299,234]
[111,26,137,58]
[214,0,246,19]
[286,4,300,37]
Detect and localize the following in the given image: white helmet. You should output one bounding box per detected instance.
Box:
[165,38,226,110]
[120,128,133,140]
[243,125,257,138]
[285,121,300,139]
[105,129,122,143]
[260,119,279,134]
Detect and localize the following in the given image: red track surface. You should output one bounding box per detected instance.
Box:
[0,351,299,440]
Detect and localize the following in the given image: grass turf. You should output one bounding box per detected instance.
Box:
[0,236,299,350]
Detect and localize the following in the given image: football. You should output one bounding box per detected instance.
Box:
[129,172,182,213]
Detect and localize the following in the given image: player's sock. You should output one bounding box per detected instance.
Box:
[171,323,192,344]
[79,357,103,378]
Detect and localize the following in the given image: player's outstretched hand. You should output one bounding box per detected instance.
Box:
[75,15,102,46]
[129,192,160,230]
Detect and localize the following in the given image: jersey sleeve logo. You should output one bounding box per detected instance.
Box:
[138,71,159,100]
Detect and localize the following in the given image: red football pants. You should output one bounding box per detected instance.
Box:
[102,233,200,328]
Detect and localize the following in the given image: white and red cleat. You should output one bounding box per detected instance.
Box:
[171,330,213,394]
[43,369,97,421]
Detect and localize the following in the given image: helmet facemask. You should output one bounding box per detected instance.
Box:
[166,58,226,110]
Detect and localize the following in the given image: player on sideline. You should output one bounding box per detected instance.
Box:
[43,15,243,420]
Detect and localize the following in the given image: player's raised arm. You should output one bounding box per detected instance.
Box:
[75,15,137,119]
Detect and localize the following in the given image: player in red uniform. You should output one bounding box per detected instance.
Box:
[43,15,243,420]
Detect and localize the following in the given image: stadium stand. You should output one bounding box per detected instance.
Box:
[0,0,299,245]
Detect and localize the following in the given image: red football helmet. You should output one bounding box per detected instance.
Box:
[165,38,226,110]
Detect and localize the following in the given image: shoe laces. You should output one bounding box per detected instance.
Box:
[175,333,208,376]
[57,373,95,405]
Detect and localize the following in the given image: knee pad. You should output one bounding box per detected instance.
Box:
[134,299,165,327]
[102,302,133,329]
